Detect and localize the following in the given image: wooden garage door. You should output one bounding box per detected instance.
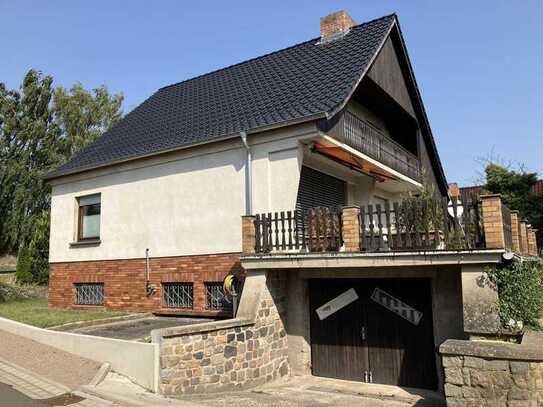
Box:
[309,278,437,390]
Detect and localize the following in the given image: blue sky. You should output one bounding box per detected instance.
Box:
[2,1,542,185]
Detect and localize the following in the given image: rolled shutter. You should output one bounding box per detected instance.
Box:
[296,166,346,214]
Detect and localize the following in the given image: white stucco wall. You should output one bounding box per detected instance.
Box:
[49,125,313,263]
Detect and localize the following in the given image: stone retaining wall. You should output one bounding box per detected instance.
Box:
[441,335,543,406]
[158,270,289,395]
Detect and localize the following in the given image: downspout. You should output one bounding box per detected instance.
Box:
[145,248,155,296]
[240,131,252,215]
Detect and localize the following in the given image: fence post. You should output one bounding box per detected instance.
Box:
[510,210,521,253]
[519,220,529,256]
[527,227,537,257]
[533,229,540,257]
[342,206,361,252]
[480,194,506,249]
[241,215,256,255]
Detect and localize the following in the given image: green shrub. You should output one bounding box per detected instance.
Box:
[0,283,46,303]
[15,246,33,284]
[484,259,543,330]
[397,183,443,233]
[15,210,50,285]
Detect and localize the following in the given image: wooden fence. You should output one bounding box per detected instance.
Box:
[253,194,486,254]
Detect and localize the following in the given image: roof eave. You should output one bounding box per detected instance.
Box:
[44,111,327,183]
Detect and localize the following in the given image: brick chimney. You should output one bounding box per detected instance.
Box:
[320,11,356,38]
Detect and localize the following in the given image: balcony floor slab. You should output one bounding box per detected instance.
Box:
[241,249,506,270]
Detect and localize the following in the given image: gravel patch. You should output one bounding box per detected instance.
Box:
[0,330,101,389]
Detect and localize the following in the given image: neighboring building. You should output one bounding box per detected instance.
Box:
[460,180,543,196]
[46,11,536,397]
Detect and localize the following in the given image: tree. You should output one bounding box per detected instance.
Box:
[53,83,123,157]
[0,70,61,253]
[0,69,123,283]
[483,163,543,243]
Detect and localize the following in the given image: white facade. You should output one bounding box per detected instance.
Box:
[50,124,307,263]
[49,115,424,264]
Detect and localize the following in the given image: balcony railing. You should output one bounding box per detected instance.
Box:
[252,196,485,255]
[339,111,421,181]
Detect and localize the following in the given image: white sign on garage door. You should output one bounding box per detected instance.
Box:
[316,288,359,320]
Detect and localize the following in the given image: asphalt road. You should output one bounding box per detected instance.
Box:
[0,382,47,406]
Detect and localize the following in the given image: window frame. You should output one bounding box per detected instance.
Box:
[205,282,232,311]
[77,194,101,241]
[162,282,194,309]
[74,283,104,306]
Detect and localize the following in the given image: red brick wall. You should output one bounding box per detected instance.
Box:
[48,252,242,316]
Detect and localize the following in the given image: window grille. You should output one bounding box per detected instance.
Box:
[75,283,104,305]
[163,283,193,308]
[205,282,232,311]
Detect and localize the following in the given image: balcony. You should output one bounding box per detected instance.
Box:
[241,194,537,258]
[320,110,421,182]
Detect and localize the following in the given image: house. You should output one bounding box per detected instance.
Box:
[460,180,543,196]
[46,11,538,397]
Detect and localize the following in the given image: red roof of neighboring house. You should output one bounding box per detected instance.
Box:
[532,180,543,195]
[459,180,543,196]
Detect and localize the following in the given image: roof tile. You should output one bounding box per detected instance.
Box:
[48,15,395,179]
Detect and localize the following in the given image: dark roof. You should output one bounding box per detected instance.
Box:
[46,14,396,179]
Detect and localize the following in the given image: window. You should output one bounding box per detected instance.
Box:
[205,282,232,311]
[163,283,193,308]
[75,283,104,305]
[78,194,101,240]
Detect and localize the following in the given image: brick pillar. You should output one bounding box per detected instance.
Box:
[480,194,506,249]
[519,221,529,255]
[527,228,537,257]
[510,210,521,253]
[242,215,256,255]
[341,206,361,252]
[533,229,540,256]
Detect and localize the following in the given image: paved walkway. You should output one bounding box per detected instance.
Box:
[183,376,445,407]
[0,356,117,406]
[0,330,101,388]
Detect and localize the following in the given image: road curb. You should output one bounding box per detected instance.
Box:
[89,362,111,386]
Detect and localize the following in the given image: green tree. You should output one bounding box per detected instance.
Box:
[0,69,123,283]
[483,163,543,244]
[53,83,123,157]
[0,70,61,253]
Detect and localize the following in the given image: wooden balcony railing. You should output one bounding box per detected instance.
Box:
[251,195,486,254]
[254,207,342,253]
[245,195,537,257]
[342,111,421,181]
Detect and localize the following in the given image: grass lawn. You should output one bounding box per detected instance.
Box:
[0,297,128,328]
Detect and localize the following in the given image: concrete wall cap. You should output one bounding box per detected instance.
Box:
[440,332,543,361]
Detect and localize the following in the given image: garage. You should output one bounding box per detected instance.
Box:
[309,278,437,390]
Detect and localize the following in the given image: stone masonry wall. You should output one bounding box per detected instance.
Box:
[442,355,543,406]
[159,270,289,395]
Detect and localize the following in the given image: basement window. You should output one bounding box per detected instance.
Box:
[163,283,193,309]
[77,194,101,241]
[75,283,104,306]
[205,282,232,311]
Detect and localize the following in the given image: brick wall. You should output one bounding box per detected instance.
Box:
[48,253,242,316]
[159,270,289,395]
